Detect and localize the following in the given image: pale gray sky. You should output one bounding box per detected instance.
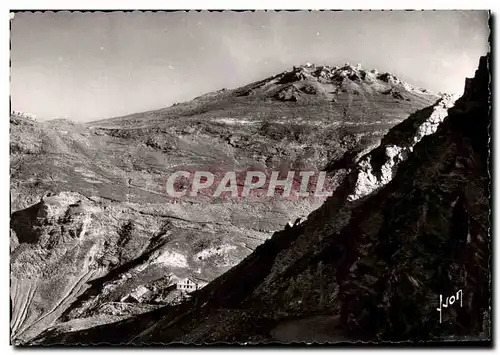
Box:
[10,10,489,122]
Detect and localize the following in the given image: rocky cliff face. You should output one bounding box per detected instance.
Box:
[348,93,459,201]
[29,55,491,345]
[334,56,491,340]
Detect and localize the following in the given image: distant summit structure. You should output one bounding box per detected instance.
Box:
[11,110,37,121]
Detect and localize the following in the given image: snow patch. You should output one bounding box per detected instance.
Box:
[212,118,258,125]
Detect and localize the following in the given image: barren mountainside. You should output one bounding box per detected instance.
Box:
[11,62,463,345]
[28,55,491,345]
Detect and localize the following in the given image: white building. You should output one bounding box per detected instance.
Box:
[176,276,208,293]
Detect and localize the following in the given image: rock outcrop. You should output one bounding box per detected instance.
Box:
[348,93,459,201]
[11,110,37,120]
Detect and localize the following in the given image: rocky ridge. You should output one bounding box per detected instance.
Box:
[348,93,459,201]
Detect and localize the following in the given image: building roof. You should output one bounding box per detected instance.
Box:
[177,276,208,284]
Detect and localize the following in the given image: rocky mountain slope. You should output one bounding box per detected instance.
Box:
[11,63,441,344]
[29,55,491,345]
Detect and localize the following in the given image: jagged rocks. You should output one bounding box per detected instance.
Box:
[274,85,301,102]
[299,84,318,95]
[382,88,408,100]
[348,93,459,201]
[413,93,458,142]
[348,145,408,201]
[278,69,309,84]
[273,62,434,99]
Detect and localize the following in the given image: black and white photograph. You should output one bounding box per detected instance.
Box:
[8,9,492,346]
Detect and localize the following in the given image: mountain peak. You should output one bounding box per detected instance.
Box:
[275,62,434,97]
